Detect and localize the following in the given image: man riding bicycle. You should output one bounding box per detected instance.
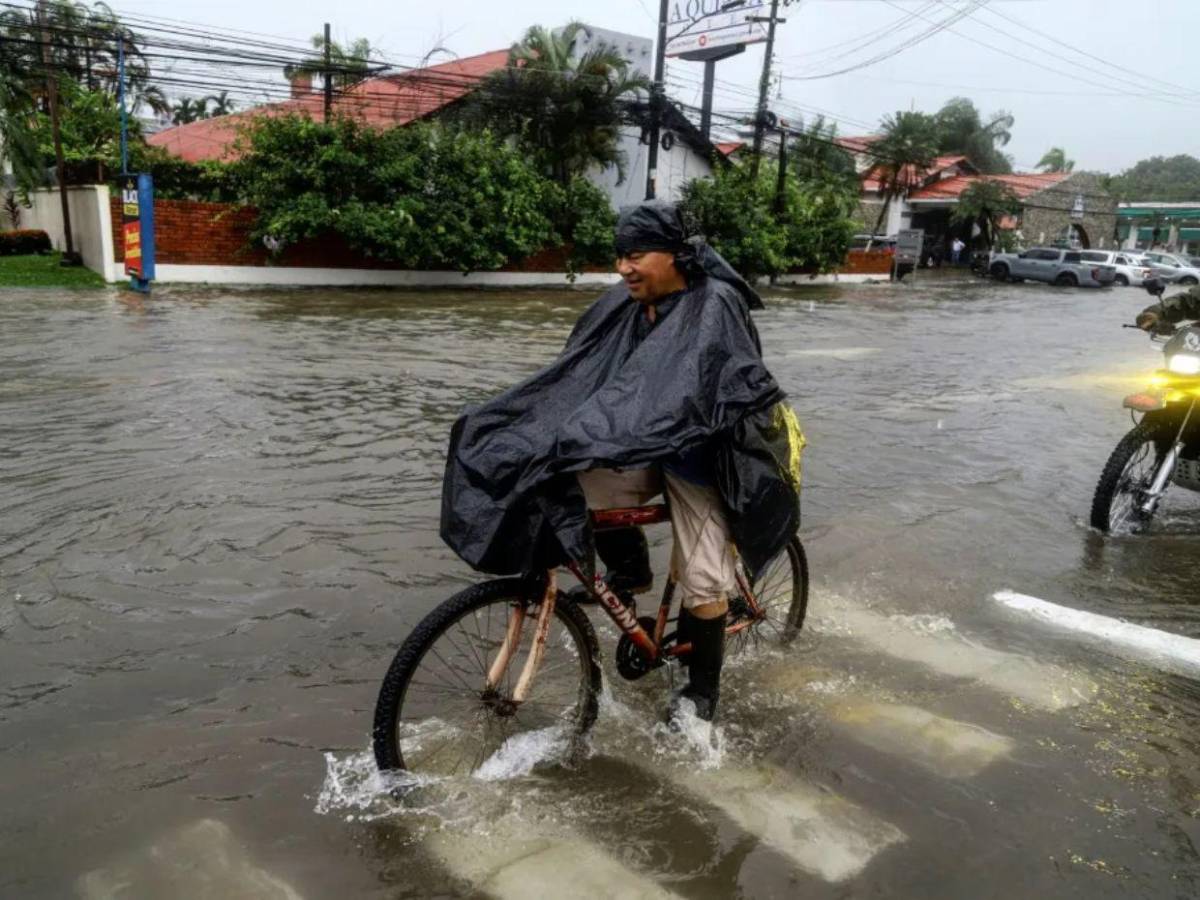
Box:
[440,202,800,726]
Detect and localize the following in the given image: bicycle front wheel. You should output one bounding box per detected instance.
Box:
[730,536,809,655]
[373,578,601,775]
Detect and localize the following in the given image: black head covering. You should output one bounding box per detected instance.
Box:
[614,201,763,311]
[614,202,689,256]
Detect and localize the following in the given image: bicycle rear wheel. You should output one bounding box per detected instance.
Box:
[730,536,809,655]
[373,578,602,775]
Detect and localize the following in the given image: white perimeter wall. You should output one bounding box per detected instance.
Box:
[19,186,115,278]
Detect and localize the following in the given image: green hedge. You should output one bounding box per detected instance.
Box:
[0,230,52,256]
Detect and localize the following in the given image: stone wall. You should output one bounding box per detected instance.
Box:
[1019,172,1118,250]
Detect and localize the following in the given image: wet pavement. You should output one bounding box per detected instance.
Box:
[3,276,1200,898]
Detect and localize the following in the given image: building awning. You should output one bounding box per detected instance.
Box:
[1180,227,1200,240]
[1118,208,1200,219]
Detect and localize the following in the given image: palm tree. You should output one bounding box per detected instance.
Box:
[0,48,41,193]
[933,97,1014,174]
[867,110,939,240]
[787,116,857,187]
[206,91,237,117]
[171,97,209,126]
[1037,147,1075,173]
[951,179,1022,250]
[283,34,375,91]
[466,22,649,185]
[0,1,168,116]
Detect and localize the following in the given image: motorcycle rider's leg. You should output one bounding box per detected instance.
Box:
[664,473,735,724]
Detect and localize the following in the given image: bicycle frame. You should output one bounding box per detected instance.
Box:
[492,503,764,704]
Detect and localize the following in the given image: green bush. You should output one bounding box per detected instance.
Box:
[559,176,617,270]
[681,166,789,282]
[0,229,52,256]
[228,115,564,272]
[682,160,858,281]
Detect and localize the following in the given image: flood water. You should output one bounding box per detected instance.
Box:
[3,276,1200,898]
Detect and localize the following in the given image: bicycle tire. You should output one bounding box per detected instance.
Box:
[373,578,602,774]
[731,536,809,654]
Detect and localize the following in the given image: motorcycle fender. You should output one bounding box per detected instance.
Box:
[1123,392,1167,412]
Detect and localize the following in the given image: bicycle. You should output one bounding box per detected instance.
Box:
[372,502,809,775]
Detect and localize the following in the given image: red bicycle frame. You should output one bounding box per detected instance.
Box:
[486,503,763,703]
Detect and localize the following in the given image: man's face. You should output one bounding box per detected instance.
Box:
[616,250,684,303]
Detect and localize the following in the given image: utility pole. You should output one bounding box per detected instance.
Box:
[37,0,79,266]
[773,122,788,215]
[750,0,784,180]
[644,0,670,201]
[323,22,333,124]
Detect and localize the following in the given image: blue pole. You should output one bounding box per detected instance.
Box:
[118,37,128,174]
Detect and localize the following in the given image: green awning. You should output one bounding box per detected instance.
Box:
[1119,208,1200,219]
[1180,228,1200,240]
[1138,227,1161,239]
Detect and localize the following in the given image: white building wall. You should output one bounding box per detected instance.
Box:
[20,186,115,278]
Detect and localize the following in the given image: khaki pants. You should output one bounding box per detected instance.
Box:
[577,467,736,610]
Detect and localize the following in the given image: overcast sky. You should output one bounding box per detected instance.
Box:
[118,0,1199,174]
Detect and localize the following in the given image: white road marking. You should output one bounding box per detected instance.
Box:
[830,700,1015,778]
[672,764,905,882]
[824,602,1097,710]
[426,826,679,899]
[78,819,304,900]
[995,590,1200,676]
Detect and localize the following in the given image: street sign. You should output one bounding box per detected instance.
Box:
[895,229,924,264]
[119,173,156,292]
[666,0,769,57]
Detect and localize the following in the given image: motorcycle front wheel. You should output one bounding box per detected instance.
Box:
[1090,419,1170,533]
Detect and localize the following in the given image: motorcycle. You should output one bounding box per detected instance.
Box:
[1091,277,1200,533]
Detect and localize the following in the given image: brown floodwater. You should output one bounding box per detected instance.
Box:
[3,277,1199,898]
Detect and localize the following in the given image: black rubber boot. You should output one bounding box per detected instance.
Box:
[674,606,694,668]
[595,526,652,595]
[668,611,726,724]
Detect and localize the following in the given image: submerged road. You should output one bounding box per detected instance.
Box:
[2,276,1199,898]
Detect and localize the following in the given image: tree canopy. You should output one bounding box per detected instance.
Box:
[464,22,649,186]
[868,110,939,237]
[283,34,376,90]
[951,180,1022,250]
[1036,147,1075,173]
[932,97,1014,174]
[1106,155,1200,202]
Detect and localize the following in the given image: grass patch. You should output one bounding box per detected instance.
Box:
[0,253,105,288]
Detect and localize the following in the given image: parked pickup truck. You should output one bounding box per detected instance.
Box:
[987,247,1117,287]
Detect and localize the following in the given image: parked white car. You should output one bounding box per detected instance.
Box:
[1077,250,1153,286]
[1140,250,1200,285]
[988,247,1116,287]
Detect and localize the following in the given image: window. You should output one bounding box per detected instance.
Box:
[1064,252,1082,263]
[1115,256,1129,265]
[1080,251,1108,262]
[1031,249,1060,260]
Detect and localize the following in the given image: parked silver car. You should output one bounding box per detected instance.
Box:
[1077,250,1153,286]
[1140,250,1200,285]
[988,247,1117,287]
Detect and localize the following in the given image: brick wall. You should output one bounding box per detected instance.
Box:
[109,197,407,268]
[111,197,878,275]
[108,197,612,271]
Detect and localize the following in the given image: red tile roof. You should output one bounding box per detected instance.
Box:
[907,172,1072,202]
[148,49,511,163]
[861,155,972,193]
[834,135,881,154]
[715,141,744,157]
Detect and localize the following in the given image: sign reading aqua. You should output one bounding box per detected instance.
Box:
[666,0,768,57]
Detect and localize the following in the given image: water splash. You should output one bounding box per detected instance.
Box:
[473,726,572,782]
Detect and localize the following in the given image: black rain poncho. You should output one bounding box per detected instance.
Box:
[440,210,801,580]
